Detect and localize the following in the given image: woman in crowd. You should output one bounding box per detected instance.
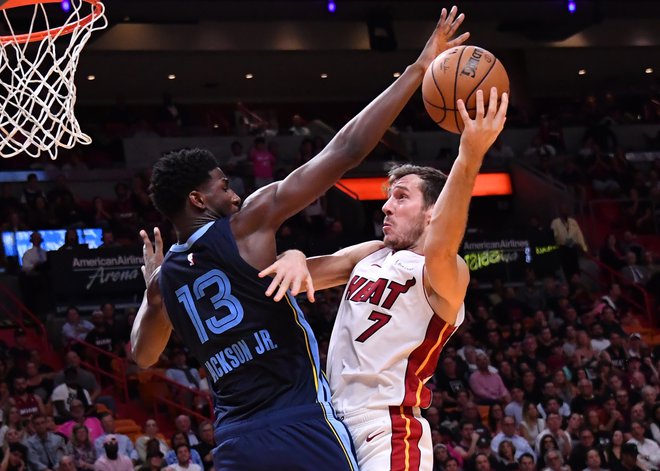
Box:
[488,404,505,435]
[497,440,518,470]
[519,402,546,447]
[66,424,96,470]
[537,434,560,470]
[603,429,625,471]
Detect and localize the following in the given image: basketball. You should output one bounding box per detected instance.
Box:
[422,45,509,134]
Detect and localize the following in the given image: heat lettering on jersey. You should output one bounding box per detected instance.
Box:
[204,328,279,383]
[345,275,416,309]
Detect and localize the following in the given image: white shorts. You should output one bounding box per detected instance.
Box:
[341,406,432,471]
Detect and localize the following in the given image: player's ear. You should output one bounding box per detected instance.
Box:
[188,190,206,210]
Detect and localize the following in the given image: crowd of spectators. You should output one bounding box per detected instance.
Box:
[0,90,657,470]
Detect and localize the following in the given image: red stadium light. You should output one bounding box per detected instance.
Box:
[335,173,513,201]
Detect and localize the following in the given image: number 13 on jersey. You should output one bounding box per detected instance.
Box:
[176,269,244,343]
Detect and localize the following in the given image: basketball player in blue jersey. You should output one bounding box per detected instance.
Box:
[131,6,469,470]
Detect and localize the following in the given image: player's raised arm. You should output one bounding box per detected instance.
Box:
[424,87,508,321]
[260,7,469,228]
[131,228,172,368]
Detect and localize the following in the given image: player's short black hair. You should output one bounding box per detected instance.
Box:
[387,164,448,209]
[150,148,219,218]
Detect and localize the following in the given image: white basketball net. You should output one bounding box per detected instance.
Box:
[0,0,106,160]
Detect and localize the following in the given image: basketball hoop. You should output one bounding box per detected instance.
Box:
[0,0,107,160]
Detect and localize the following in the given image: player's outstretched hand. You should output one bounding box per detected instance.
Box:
[415,5,470,71]
[457,87,508,162]
[258,250,315,303]
[140,227,164,284]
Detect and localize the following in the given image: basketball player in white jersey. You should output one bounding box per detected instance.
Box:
[261,87,508,470]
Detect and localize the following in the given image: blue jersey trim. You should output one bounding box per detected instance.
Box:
[170,221,215,253]
[286,293,332,404]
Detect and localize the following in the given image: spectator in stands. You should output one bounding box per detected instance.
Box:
[550,204,588,280]
[543,449,569,471]
[469,353,510,405]
[569,428,605,471]
[504,386,525,424]
[51,367,92,422]
[627,421,660,471]
[111,182,139,238]
[1,442,28,471]
[166,443,202,471]
[491,416,536,460]
[486,136,515,167]
[602,429,625,471]
[535,412,572,459]
[140,450,165,471]
[453,421,480,462]
[27,196,58,229]
[65,423,96,470]
[58,228,81,251]
[571,379,601,416]
[20,232,48,299]
[61,306,94,345]
[25,359,52,404]
[289,114,311,136]
[164,432,202,466]
[193,421,216,471]
[487,404,505,436]
[91,197,112,230]
[519,402,546,447]
[437,356,472,408]
[599,234,626,271]
[84,310,120,377]
[56,399,102,442]
[248,137,276,188]
[98,229,120,249]
[165,351,201,391]
[54,351,101,404]
[93,413,138,462]
[93,435,133,471]
[20,174,46,210]
[174,415,199,447]
[620,443,644,471]
[10,375,45,420]
[24,413,66,471]
[135,419,170,463]
[620,251,649,285]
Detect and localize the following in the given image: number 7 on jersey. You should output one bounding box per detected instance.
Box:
[355,310,392,343]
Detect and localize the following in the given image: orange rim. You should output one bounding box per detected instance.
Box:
[0,0,103,45]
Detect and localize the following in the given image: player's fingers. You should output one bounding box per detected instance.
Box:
[447,32,470,48]
[264,274,282,297]
[487,87,498,119]
[437,8,447,29]
[445,6,458,27]
[456,99,471,127]
[140,230,153,254]
[153,227,163,254]
[475,89,485,120]
[496,92,509,124]
[141,266,146,277]
[290,276,302,297]
[447,12,464,37]
[273,281,289,302]
[306,275,316,303]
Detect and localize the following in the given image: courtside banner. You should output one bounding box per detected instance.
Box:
[49,247,144,295]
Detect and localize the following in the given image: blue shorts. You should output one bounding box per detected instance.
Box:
[213,403,359,471]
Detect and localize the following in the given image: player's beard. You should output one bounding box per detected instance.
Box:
[383,213,426,251]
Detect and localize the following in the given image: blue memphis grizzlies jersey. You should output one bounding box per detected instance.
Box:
[159,218,332,428]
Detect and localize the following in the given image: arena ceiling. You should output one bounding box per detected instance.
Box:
[6,1,660,104]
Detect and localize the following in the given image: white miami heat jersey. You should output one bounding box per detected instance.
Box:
[327,247,464,416]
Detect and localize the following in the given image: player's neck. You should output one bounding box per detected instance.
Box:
[174,213,218,243]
